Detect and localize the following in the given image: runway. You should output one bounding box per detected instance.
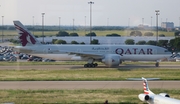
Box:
[0,81,180,90]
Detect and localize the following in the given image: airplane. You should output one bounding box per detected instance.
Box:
[13,20,172,68]
[138,77,180,104]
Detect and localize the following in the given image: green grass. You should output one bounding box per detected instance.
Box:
[0,89,180,104]
[0,61,179,81]
[0,68,180,81]
[0,61,179,103]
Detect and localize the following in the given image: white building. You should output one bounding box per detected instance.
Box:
[161,22,174,31]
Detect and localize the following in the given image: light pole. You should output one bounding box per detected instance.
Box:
[179,17,180,28]
[142,18,144,27]
[155,10,160,45]
[107,18,109,27]
[151,16,153,31]
[1,16,4,43]
[32,16,34,35]
[128,18,130,28]
[59,17,61,31]
[42,13,45,44]
[166,18,168,31]
[85,16,86,35]
[151,16,152,31]
[88,1,94,44]
[73,18,75,33]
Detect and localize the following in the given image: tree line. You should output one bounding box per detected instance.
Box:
[53,30,167,37]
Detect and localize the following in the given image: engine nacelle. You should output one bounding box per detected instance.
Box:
[102,54,121,67]
[138,94,153,102]
[159,93,170,97]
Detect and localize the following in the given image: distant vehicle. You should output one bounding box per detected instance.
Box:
[42,58,55,62]
[170,53,180,62]
[138,77,180,104]
[0,55,3,61]
[13,21,172,68]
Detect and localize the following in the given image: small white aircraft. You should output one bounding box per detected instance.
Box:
[13,21,171,68]
[138,77,180,104]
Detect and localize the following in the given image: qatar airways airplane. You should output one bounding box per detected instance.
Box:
[13,21,171,68]
[138,77,180,104]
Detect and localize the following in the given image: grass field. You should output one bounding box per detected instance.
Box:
[0,61,179,103]
[0,68,180,81]
[0,89,180,104]
[0,61,180,81]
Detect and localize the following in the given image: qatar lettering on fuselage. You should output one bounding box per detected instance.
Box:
[115,48,153,56]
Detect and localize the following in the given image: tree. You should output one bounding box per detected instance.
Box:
[169,37,180,52]
[56,31,69,37]
[85,32,96,36]
[174,31,180,37]
[34,35,39,38]
[169,38,175,47]
[158,40,168,48]
[54,39,67,44]
[52,39,58,44]
[146,40,156,46]
[71,40,79,44]
[9,39,19,44]
[130,30,142,36]
[159,34,165,37]
[91,39,99,44]
[144,32,153,36]
[80,42,85,44]
[173,37,180,51]
[136,40,146,45]
[69,33,79,36]
[125,39,134,45]
[39,35,46,37]
[106,33,121,37]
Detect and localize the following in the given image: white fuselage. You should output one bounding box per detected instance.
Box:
[14,44,171,62]
[151,95,180,104]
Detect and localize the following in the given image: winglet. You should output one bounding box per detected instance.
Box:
[13,21,40,46]
[142,77,154,94]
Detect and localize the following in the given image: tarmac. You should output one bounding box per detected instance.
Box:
[0,81,180,90]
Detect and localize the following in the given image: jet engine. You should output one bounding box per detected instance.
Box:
[102,54,121,67]
[159,93,170,97]
[138,94,153,102]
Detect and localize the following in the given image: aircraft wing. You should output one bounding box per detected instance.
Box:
[59,50,103,59]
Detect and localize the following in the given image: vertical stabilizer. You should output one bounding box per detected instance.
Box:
[142,77,154,94]
[13,21,40,46]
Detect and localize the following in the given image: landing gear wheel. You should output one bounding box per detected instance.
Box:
[155,62,159,67]
[94,63,98,67]
[84,64,88,68]
[84,63,98,68]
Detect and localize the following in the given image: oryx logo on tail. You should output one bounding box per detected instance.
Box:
[13,21,38,46]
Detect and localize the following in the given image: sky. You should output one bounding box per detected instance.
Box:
[0,0,180,26]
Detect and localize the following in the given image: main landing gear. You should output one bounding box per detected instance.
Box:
[84,63,98,68]
[155,62,159,67]
[84,58,98,68]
